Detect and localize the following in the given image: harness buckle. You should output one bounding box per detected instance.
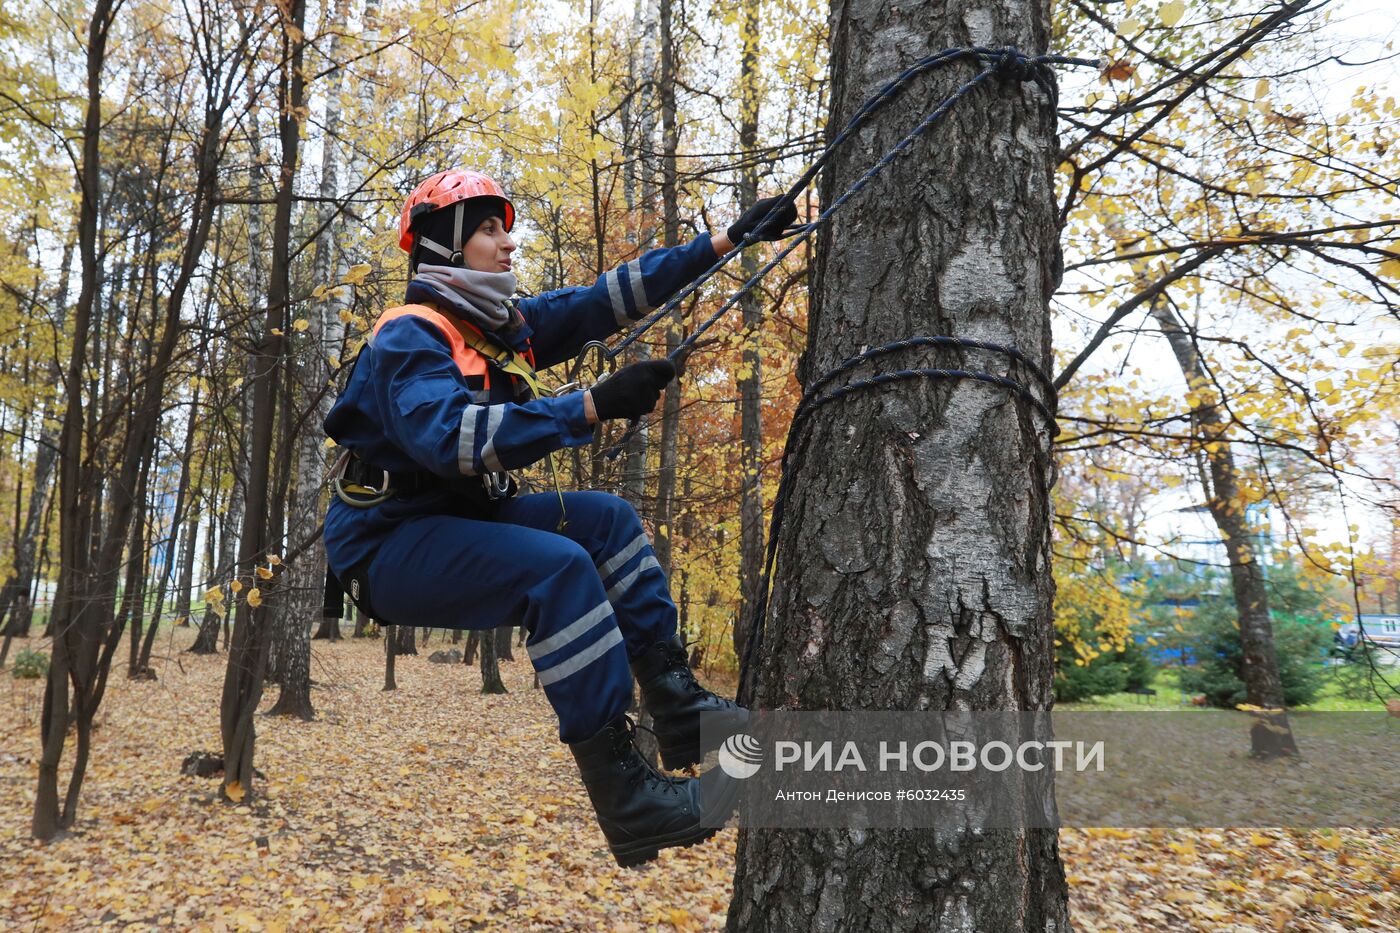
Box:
[330,448,395,508]
[482,471,513,500]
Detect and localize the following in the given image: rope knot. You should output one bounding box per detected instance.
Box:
[993,47,1035,84]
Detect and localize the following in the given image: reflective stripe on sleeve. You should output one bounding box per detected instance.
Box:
[457,405,485,475]
[604,269,629,326]
[625,259,649,318]
[479,405,506,472]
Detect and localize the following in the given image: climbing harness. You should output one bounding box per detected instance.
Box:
[559,46,1096,700]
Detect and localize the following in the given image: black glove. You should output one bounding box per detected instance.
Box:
[727,195,799,244]
[590,359,676,422]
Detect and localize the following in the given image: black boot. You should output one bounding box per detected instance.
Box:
[569,714,738,867]
[630,635,750,770]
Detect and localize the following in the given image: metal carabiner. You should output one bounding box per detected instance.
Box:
[568,339,615,387]
[329,448,395,509]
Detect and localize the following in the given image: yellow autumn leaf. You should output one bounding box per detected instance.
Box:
[205,586,224,603]
[268,555,282,565]
[312,284,329,300]
[230,580,243,593]
[255,566,273,579]
[1159,1,1185,27]
[247,588,263,608]
[225,780,246,802]
[1116,17,1142,36]
[344,263,372,285]
[425,888,452,906]
[292,318,310,332]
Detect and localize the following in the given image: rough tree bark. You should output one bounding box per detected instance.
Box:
[1150,300,1296,756]
[728,1,1070,928]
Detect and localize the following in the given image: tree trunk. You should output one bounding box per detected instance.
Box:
[462,630,480,666]
[383,624,397,691]
[620,0,661,501]
[494,624,514,661]
[653,0,682,577]
[138,384,202,676]
[1149,300,1297,757]
[728,2,1069,928]
[32,0,119,841]
[735,0,764,660]
[480,626,507,694]
[190,482,224,655]
[170,476,202,629]
[395,624,417,656]
[220,0,307,802]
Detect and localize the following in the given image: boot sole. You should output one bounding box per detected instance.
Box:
[608,770,741,868]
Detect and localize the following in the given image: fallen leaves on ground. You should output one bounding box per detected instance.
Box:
[1,631,1395,930]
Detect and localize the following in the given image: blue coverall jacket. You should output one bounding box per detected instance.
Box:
[322,234,717,741]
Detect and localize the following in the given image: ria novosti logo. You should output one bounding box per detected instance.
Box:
[718,733,764,779]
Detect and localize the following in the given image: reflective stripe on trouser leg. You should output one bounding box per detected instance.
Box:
[494,491,679,658]
[366,512,632,743]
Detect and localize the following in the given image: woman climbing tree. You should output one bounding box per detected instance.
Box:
[323,169,789,866]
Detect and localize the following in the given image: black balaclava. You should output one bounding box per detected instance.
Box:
[408,196,509,274]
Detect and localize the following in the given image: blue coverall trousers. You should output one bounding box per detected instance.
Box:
[366,491,676,743]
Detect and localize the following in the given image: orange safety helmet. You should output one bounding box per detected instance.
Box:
[398,169,516,258]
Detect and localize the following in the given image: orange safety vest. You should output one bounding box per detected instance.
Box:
[371,303,537,394]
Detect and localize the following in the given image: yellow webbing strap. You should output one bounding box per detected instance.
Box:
[451,324,569,530]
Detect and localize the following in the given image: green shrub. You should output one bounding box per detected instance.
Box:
[10,648,49,679]
[1054,652,1128,702]
[1178,605,1330,708]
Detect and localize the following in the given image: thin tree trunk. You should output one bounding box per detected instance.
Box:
[139,384,202,671]
[33,0,119,841]
[494,624,514,661]
[729,1,1069,927]
[653,0,681,577]
[620,0,661,501]
[1149,300,1296,757]
[735,0,764,659]
[383,624,397,691]
[220,0,307,802]
[480,626,506,694]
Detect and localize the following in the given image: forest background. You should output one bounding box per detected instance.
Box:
[0,0,1398,927]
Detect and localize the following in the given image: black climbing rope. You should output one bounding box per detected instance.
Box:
[565,46,1097,698]
[591,46,1093,460]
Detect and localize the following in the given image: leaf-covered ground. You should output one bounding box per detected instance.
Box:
[2,630,1395,931]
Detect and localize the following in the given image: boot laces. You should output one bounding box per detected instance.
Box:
[666,640,702,691]
[616,715,686,795]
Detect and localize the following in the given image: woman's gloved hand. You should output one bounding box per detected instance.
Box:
[727,195,799,244]
[588,359,676,422]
